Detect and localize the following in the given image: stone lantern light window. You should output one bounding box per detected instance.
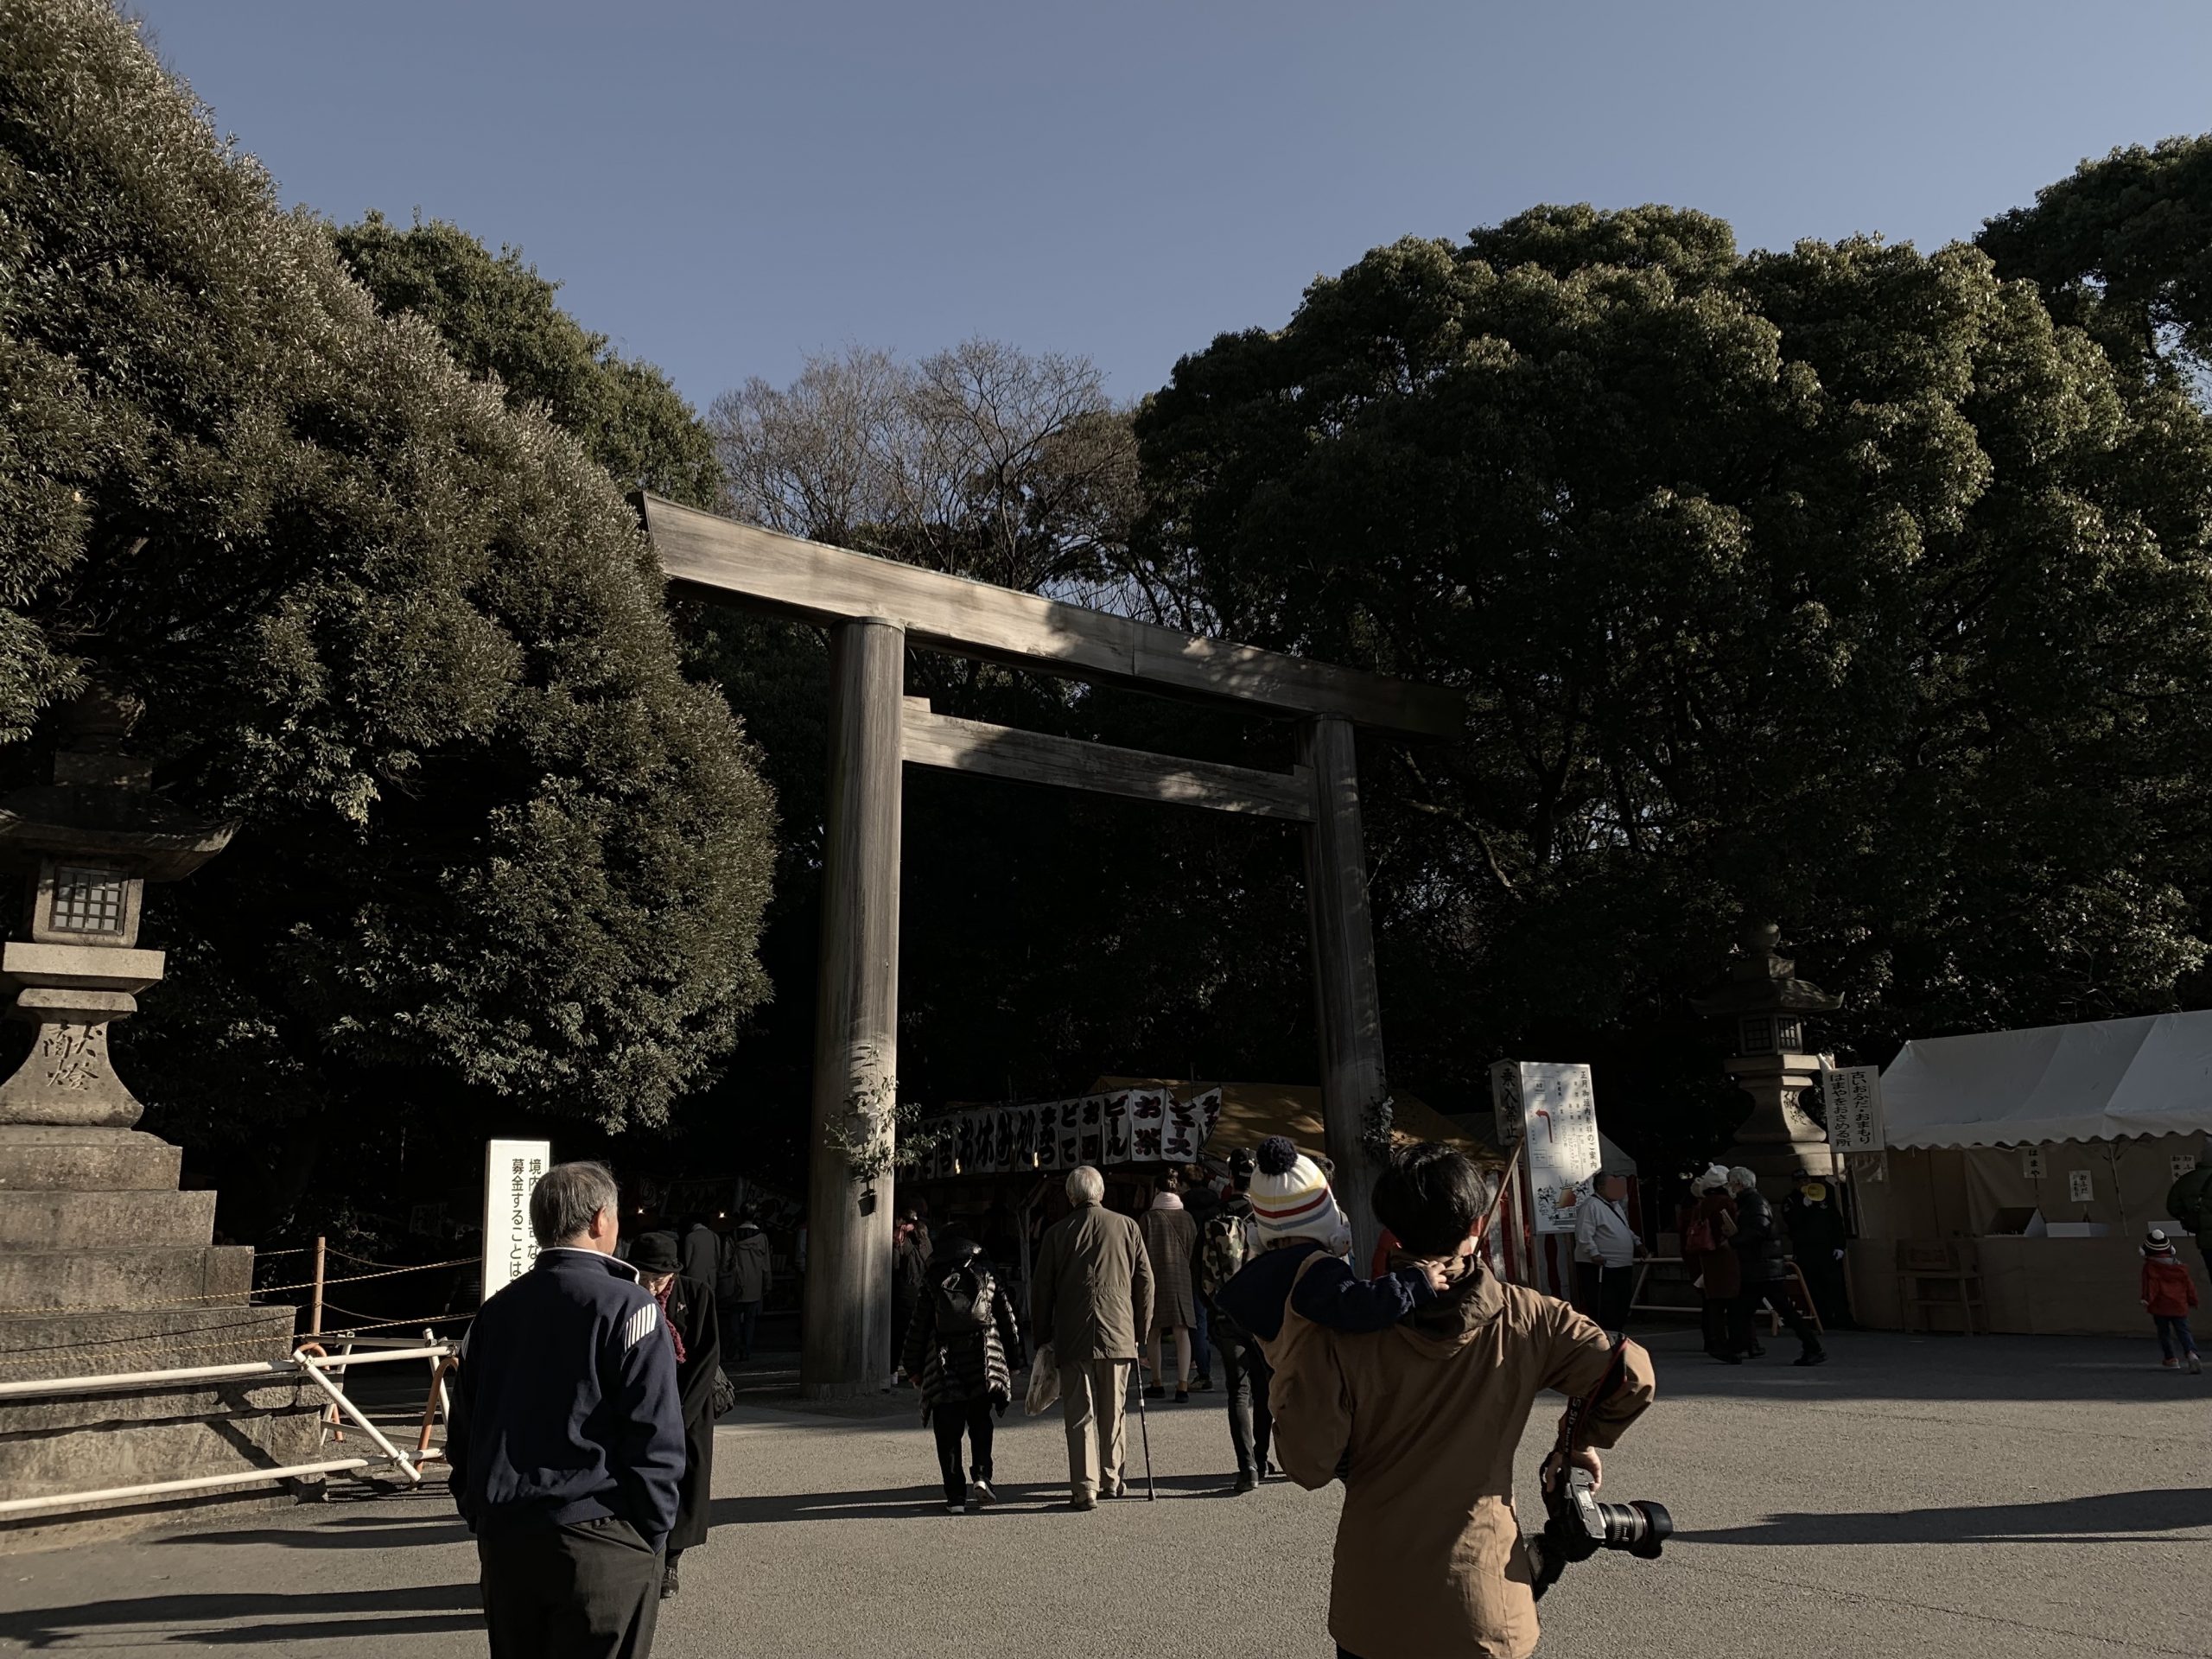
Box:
[50,864,130,935]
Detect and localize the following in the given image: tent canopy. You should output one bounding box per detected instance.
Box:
[1880,1011,2212,1149]
[1089,1077,1503,1168]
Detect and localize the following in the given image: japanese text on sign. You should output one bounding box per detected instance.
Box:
[1822,1066,1885,1154]
[482,1138,552,1300]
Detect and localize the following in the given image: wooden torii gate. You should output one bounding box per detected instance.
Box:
[639,495,1464,1398]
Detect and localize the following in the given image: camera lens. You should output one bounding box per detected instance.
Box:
[1596,1499,1673,1560]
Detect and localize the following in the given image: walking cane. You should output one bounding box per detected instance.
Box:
[1129,1357,1157,1501]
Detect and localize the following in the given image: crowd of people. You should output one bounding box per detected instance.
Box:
[443,1141,1693,1658]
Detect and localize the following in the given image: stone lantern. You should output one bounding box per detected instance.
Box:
[0,690,233,1124]
[1691,918,1843,1186]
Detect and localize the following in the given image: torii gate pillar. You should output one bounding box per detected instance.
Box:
[1300,715,1389,1255]
[799,617,904,1400]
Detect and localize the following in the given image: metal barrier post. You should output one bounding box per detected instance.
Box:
[310,1236,326,1338]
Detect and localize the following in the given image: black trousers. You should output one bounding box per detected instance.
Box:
[1733,1281,1822,1354]
[1215,1324,1273,1476]
[478,1516,661,1659]
[930,1397,995,1505]
[1576,1262,1634,1331]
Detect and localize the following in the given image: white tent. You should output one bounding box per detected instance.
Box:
[1881,1010,2212,1149]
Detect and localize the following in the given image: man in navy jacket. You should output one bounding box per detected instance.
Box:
[449,1160,684,1659]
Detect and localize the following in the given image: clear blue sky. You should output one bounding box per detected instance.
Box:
[137,1,2212,412]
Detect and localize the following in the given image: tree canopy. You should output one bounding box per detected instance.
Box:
[1979,135,2212,392]
[0,0,777,1230]
[331,212,724,510]
[1137,204,2212,1151]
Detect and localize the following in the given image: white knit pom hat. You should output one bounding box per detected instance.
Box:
[1249,1136,1350,1249]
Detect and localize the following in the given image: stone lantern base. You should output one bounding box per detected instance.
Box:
[0,1127,321,1554]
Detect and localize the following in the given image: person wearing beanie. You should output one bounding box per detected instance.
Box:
[2140,1227,2202,1373]
[1212,1137,1446,1389]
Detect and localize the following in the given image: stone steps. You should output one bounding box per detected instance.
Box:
[0,1305,301,1389]
[0,1246,252,1316]
[0,1128,181,1192]
[0,1187,217,1249]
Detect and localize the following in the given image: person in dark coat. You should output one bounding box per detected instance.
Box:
[677,1216,720,1293]
[902,1224,1024,1512]
[629,1231,722,1599]
[448,1162,683,1659]
[1726,1167,1826,1365]
[1782,1178,1854,1328]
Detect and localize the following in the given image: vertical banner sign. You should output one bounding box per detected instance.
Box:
[482,1138,552,1300]
[1191,1087,1225,1150]
[1520,1063,1601,1234]
[1103,1092,1134,1165]
[1130,1089,1167,1164]
[1161,1094,1199,1163]
[1822,1066,1885,1154]
[1491,1061,1601,1235]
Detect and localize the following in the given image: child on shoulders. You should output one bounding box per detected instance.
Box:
[1213,1136,1447,1366]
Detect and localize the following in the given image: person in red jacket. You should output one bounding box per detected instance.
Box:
[2141,1228,2202,1373]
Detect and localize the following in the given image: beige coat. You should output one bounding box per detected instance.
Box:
[1270,1265,1656,1659]
[1031,1201,1155,1362]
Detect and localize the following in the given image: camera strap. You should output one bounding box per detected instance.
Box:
[1554,1335,1630,1456]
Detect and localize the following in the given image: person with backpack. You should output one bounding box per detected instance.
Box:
[902,1220,1025,1512]
[1198,1147,1272,1493]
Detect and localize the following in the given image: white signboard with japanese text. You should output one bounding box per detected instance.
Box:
[482,1138,552,1300]
[1490,1060,1602,1234]
[1822,1066,1885,1153]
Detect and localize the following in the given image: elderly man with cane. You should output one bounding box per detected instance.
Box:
[1031,1165,1154,1510]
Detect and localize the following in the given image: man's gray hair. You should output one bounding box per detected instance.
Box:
[1066,1165,1104,1205]
[531,1160,619,1245]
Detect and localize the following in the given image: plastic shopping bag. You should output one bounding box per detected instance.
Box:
[1025,1342,1060,1415]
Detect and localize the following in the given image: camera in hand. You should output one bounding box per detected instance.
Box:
[1527,1463,1671,1601]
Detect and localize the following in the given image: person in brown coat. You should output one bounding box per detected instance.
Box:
[1031,1165,1155,1510]
[1682,1164,1743,1363]
[1268,1142,1655,1659]
[1139,1178,1198,1401]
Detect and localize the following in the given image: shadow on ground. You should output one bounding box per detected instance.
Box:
[1681,1488,2212,1547]
[151,1512,472,1551]
[1633,1326,2196,1406]
[709,1472,1244,1526]
[0,1581,480,1649]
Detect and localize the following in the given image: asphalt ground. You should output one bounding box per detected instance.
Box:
[0,1325,2203,1656]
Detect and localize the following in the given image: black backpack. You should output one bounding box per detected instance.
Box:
[932,1262,995,1332]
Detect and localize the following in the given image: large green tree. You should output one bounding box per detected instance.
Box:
[0,0,777,1232]
[331,212,723,510]
[1138,205,2212,1153]
[1979,135,2212,391]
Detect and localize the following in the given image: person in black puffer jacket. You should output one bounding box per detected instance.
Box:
[1726,1167,1826,1366]
[903,1224,1026,1512]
